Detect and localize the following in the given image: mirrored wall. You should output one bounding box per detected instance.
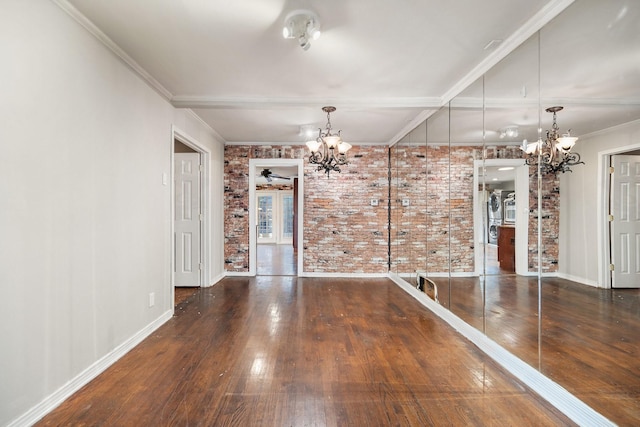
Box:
[390,0,640,424]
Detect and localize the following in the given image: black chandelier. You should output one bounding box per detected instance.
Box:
[522,106,583,174]
[305,106,352,177]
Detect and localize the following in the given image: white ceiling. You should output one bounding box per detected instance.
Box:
[59,0,640,146]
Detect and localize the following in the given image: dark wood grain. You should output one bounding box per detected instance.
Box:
[36,277,572,426]
[445,274,640,426]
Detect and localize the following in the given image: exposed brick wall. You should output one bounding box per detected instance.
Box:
[390,143,559,275]
[224,142,559,275]
[224,145,389,274]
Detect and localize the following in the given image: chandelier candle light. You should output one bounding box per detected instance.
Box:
[306,106,352,177]
[522,106,583,174]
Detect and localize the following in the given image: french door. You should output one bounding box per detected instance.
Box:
[257,191,294,244]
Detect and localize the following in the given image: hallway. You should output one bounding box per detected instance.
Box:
[37,277,570,426]
[257,243,296,276]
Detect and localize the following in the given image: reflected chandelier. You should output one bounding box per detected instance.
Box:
[522,106,583,174]
[306,106,352,177]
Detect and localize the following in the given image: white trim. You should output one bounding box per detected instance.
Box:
[170,96,441,110]
[388,109,438,147]
[440,0,575,105]
[184,109,226,145]
[556,272,599,288]
[208,272,226,287]
[224,141,389,147]
[8,311,173,427]
[598,141,640,289]
[172,125,211,290]
[299,272,388,278]
[388,273,614,427]
[225,271,254,277]
[51,0,173,101]
[473,159,529,276]
[249,158,304,276]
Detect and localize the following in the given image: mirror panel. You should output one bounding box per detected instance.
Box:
[481,30,542,366]
[390,0,640,422]
[390,142,400,275]
[392,122,428,283]
[448,77,486,329]
[535,0,640,421]
[425,106,451,307]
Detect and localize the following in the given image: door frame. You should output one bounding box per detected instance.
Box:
[598,142,640,288]
[473,159,529,276]
[171,126,210,297]
[249,158,304,276]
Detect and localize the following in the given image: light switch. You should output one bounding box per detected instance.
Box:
[370,199,379,206]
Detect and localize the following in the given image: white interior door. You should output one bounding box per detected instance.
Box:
[611,154,640,288]
[175,152,201,287]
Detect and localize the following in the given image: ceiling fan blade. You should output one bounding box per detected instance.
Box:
[270,174,290,180]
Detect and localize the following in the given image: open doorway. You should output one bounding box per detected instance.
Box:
[171,126,210,306]
[473,159,529,276]
[249,159,304,276]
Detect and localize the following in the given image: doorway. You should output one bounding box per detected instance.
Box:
[249,159,304,276]
[171,126,210,306]
[256,189,296,275]
[609,153,640,288]
[473,159,529,276]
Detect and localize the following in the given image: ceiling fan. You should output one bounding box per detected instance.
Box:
[260,168,290,182]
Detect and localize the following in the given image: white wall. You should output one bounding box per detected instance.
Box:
[559,120,640,286]
[0,1,224,425]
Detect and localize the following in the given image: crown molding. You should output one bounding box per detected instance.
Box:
[52,0,173,101]
[170,96,441,110]
[184,109,227,145]
[224,140,389,147]
[388,109,437,147]
[440,0,576,105]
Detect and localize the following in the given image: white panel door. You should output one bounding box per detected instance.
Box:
[175,153,201,287]
[611,154,640,288]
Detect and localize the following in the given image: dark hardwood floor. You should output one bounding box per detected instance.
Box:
[36,277,572,426]
[257,243,296,276]
[433,274,640,426]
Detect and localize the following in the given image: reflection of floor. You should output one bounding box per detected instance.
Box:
[257,243,296,276]
[439,275,640,426]
[38,277,571,426]
[485,244,500,274]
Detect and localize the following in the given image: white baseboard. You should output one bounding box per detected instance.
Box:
[556,272,600,288]
[9,310,173,427]
[388,272,614,427]
[205,272,226,287]
[298,272,388,278]
[224,271,253,277]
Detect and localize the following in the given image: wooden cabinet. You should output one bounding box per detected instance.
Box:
[497,225,515,272]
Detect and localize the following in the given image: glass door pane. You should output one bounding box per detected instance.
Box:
[257,193,275,242]
[280,193,294,242]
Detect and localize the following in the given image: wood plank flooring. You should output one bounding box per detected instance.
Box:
[442,275,640,425]
[36,277,572,426]
[257,244,296,276]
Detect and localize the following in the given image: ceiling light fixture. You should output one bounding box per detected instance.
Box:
[522,106,583,174]
[283,10,321,51]
[498,126,519,139]
[306,106,351,177]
